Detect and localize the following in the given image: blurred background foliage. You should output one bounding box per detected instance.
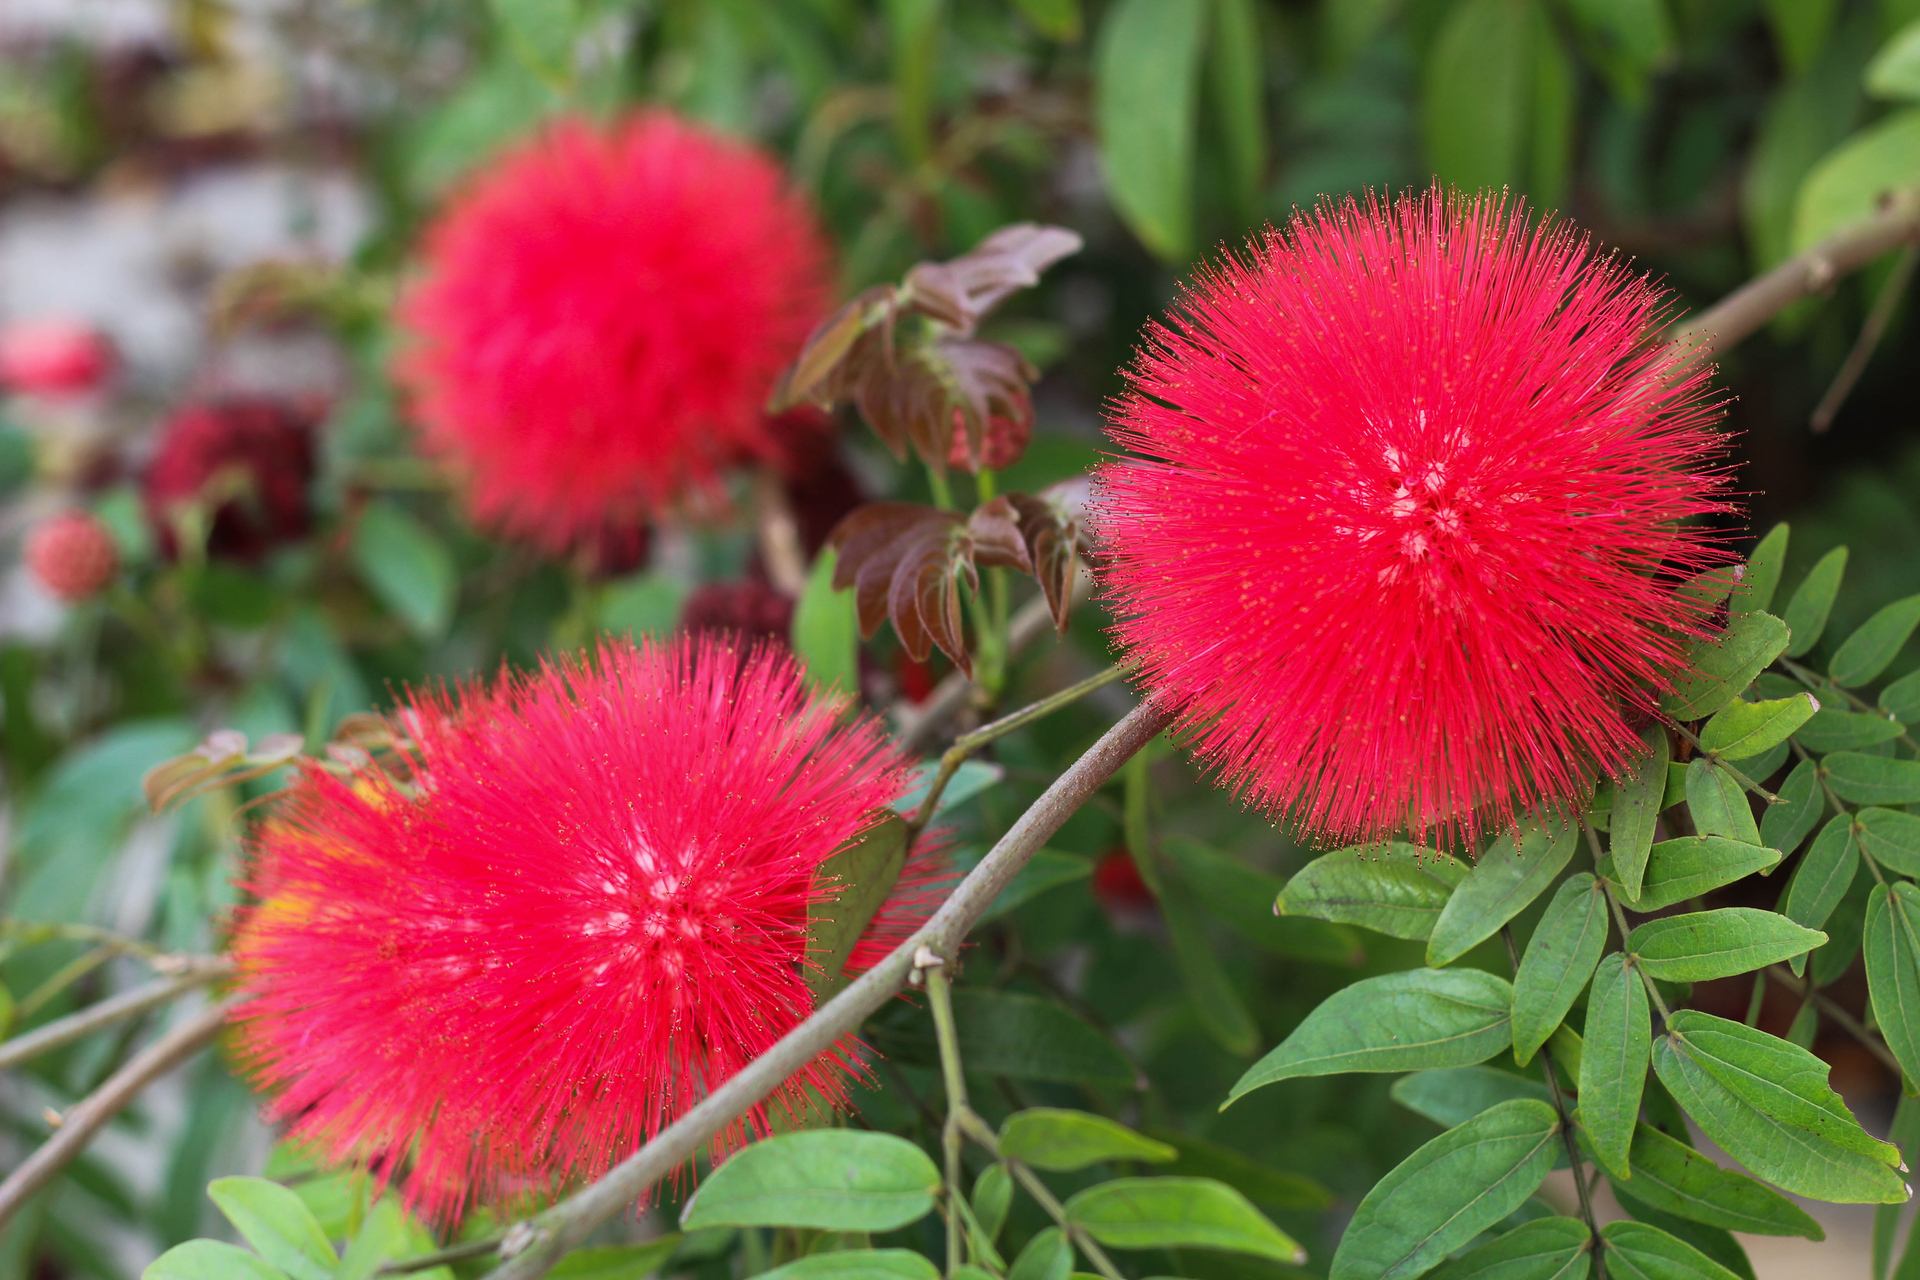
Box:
[1,0,1918,1277]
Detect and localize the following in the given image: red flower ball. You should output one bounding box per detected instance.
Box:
[233,636,940,1222]
[1094,190,1731,848]
[398,112,832,554]
[0,320,115,396]
[143,397,318,561]
[23,510,118,601]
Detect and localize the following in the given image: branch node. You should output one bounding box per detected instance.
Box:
[41,1109,63,1130]
[501,1223,539,1259]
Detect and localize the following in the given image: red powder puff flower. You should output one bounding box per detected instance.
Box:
[0,320,115,396]
[24,510,118,601]
[143,397,318,561]
[1094,189,1731,848]
[397,112,832,555]
[232,636,942,1223]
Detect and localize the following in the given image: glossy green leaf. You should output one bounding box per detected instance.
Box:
[1226,968,1512,1103]
[807,816,908,1001]
[1600,1221,1740,1280]
[144,1241,288,1280]
[1832,595,1920,686]
[1784,815,1858,946]
[1860,807,1920,875]
[207,1178,337,1280]
[1794,706,1904,752]
[1737,525,1789,616]
[1512,873,1608,1064]
[1825,752,1920,805]
[1428,826,1576,966]
[1610,729,1670,900]
[751,1252,940,1280]
[998,1108,1177,1172]
[1428,1217,1591,1280]
[1760,760,1825,854]
[1008,1228,1072,1280]
[1330,1100,1561,1280]
[1635,837,1782,913]
[1606,1123,1824,1238]
[1093,0,1205,259]
[1663,612,1790,719]
[1578,953,1651,1179]
[1065,1177,1304,1263]
[1793,111,1920,253]
[1683,760,1761,845]
[792,549,859,693]
[1782,548,1847,656]
[1868,19,1920,99]
[1700,694,1817,760]
[1390,1066,1551,1132]
[1629,908,1825,982]
[1866,882,1920,1089]
[350,503,455,640]
[680,1131,939,1231]
[1279,843,1467,941]
[1652,1010,1906,1202]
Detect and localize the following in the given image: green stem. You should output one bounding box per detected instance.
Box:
[925,962,970,1274]
[1791,741,1890,888]
[927,466,957,512]
[952,1109,1130,1280]
[1598,878,1674,1023]
[1778,655,1920,754]
[1668,721,1779,804]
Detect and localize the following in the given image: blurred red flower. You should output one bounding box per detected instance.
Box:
[1094,189,1732,848]
[397,112,832,555]
[24,510,118,601]
[142,397,318,561]
[0,320,115,396]
[233,636,941,1222]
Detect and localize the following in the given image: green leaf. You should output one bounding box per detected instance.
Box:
[1428,826,1576,967]
[1832,595,1920,686]
[1825,751,1920,805]
[1226,968,1512,1103]
[1166,836,1364,964]
[1208,0,1266,222]
[1578,953,1651,1179]
[1662,612,1790,720]
[1860,807,1920,875]
[750,1251,940,1280]
[1784,815,1858,946]
[1093,0,1206,260]
[1793,706,1904,752]
[1012,0,1082,41]
[1760,760,1824,855]
[1606,1123,1824,1238]
[597,573,688,641]
[1600,1220,1741,1280]
[1390,1066,1552,1132]
[206,1178,337,1280]
[1736,525,1789,617]
[792,550,858,693]
[1331,1100,1562,1280]
[998,1108,1177,1172]
[550,1241,684,1280]
[1007,1228,1073,1280]
[1868,19,1920,99]
[1782,547,1847,656]
[1699,694,1817,760]
[806,816,908,1001]
[1064,1177,1304,1263]
[1883,667,1920,722]
[1628,909,1825,982]
[874,989,1133,1085]
[1162,870,1259,1055]
[1610,729,1670,900]
[1512,873,1608,1064]
[978,850,1092,921]
[1866,882,1920,1089]
[1793,110,1920,253]
[1683,761,1760,846]
[1652,1010,1906,1202]
[1634,838,1782,913]
[1279,843,1467,941]
[1428,1217,1591,1280]
[679,1131,940,1232]
[1144,1129,1334,1211]
[144,1241,289,1280]
[350,503,455,640]
[972,1164,1012,1244]
[489,0,581,85]
[1421,0,1529,190]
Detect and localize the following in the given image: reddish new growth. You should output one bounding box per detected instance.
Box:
[143,397,318,561]
[233,636,941,1222]
[1094,189,1731,847]
[24,510,118,601]
[397,112,832,555]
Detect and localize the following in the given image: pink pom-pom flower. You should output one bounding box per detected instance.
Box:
[232,635,941,1222]
[23,510,118,601]
[397,112,832,555]
[1093,189,1733,848]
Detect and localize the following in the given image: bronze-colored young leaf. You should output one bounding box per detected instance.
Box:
[903,223,1083,332]
[1003,491,1081,630]
[828,502,984,674]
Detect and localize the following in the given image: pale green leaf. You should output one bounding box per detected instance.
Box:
[680,1131,940,1232]
[1600,1221,1740,1280]
[1662,612,1790,719]
[1860,807,1920,875]
[1635,837,1782,913]
[1093,0,1206,259]
[144,1241,288,1280]
[1428,1217,1590,1280]
[1610,728,1670,900]
[1782,547,1847,656]
[998,1108,1177,1172]
[1736,525,1789,617]
[1868,19,1920,100]
[750,1251,939,1280]
[206,1178,337,1280]
[1605,1123,1824,1238]
[1825,752,1920,805]
[1700,694,1817,760]
[1832,595,1920,686]
[1866,882,1920,1089]
[792,550,859,693]
[1428,826,1576,967]
[1629,909,1825,982]
[1279,844,1467,941]
[1512,873,1608,1065]
[1783,815,1858,947]
[1578,953,1651,1179]
[350,503,455,640]
[1760,760,1824,855]
[1793,112,1920,254]
[1065,1177,1304,1263]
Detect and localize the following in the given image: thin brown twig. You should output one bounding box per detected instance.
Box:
[1811,244,1920,433]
